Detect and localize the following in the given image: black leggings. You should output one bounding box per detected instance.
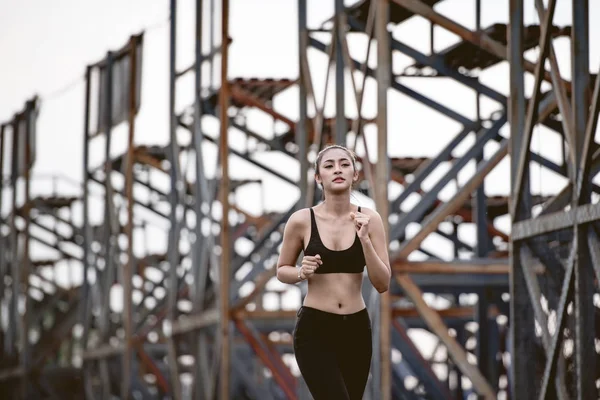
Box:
[293,306,372,400]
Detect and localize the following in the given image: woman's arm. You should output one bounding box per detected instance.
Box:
[276,209,308,284]
[353,208,391,293]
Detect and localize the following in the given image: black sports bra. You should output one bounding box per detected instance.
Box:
[303,207,366,274]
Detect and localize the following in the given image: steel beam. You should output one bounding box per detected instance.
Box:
[218,1,231,398]
[570,2,595,397]
[334,0,347,145]
[512,202,600,240]
[392,319,452,399]
[511,0,558,218]
[395,275,495,399]
[121,33,139,399]
[375,0,391,398]
[298,0,309,208]
[508,1,537,397]
[167,3,184,398]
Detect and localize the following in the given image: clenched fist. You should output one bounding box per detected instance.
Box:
[350,211,370,239]
[299,254,322,280]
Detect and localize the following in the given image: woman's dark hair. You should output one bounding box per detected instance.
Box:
[314,144,357,176]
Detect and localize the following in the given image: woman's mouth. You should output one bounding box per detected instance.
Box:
[333,178,345,183]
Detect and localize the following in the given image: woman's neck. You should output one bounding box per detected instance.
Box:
[321,193,352,217]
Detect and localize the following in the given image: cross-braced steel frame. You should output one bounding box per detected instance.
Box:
[302,1,587,398]
[509,0,600,398]
[1,0,599,399]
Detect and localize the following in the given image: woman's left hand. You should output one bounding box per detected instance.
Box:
[350,211,370,240]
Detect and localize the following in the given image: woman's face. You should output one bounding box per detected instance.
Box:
[315,148,358,194]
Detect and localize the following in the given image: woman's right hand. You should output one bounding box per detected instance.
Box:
[300,254,322,279]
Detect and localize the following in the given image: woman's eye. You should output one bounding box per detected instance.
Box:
[324,165,333,168]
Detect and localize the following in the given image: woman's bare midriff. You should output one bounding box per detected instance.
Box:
[302,272,366,314]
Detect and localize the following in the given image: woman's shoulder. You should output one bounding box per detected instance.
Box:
[287,207,312,226]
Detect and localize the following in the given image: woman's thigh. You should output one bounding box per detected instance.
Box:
[336,310,373,400]
[293,307,350,400]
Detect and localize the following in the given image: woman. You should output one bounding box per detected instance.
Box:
[276,144,391,400]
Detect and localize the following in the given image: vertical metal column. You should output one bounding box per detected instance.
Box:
[508,0,536,397]
[219,0,231,398]
[571,1,595,397]
[167,1,183,398]
[0,125,3,204]
[121,34,139,400]
[8,121,19,364]
[191,1,215,399]
[375,0,391,399]
[0,124,4,356]
[100,50,116,399]
[80,65,95,397]
[20,101,34,399]
[473,0,489,257]
[334,0,347,145]
[192,0,207,311]
[297,4,311,396]
[80,66,92,350]
[473,0,492,388]
[210,0,216,89]
[298,0,309,207]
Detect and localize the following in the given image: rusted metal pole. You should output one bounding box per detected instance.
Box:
[472,0,494,387]
[0,124,4,226]
[80,65,97,398]
[191,1,217,399]
[80,65,92,353]
[20,103,33,398]
[345,0,376,154]
[338,10,377,195]
[298,0,308,207]
[192,0,208,311]
[571,1,595,396]
[121,35,139,400]
[210,0,216,89]
[534,0,574,161]
[334,0,347,145]
[508,0,536,397]
[219,0,231,398]
[302,17,337,206]
[167,1,183,398]
[8,123,19,359]
[510,0,557,218]
[0,124,5,354]
[375,0,391,398]
[100,50,115,400]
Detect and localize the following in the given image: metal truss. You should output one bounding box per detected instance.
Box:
[1,0,599,399]
[509,0,600,398]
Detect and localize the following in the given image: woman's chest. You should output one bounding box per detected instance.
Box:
[315,220,356,251]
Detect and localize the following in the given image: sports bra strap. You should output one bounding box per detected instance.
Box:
[309,208,319,238]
